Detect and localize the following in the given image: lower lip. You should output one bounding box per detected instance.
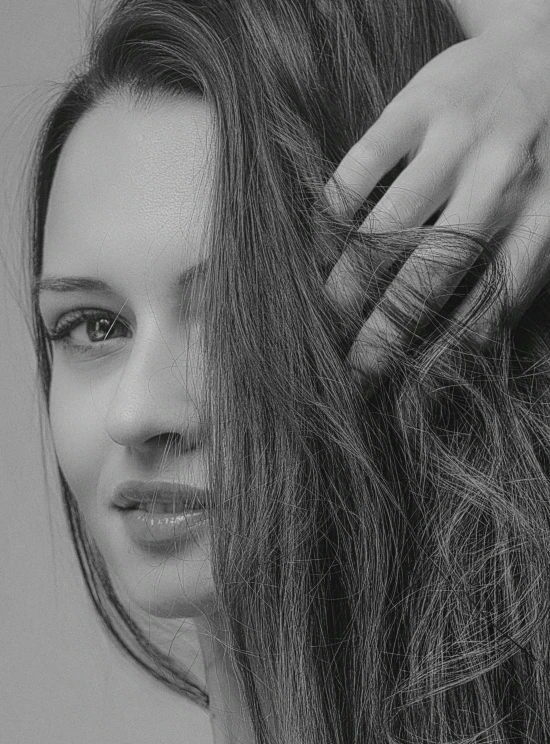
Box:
[120,509,209,548]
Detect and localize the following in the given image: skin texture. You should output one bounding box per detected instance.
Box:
[325,2,550,387]
[39,94,254,744]
[40,95,215,619]
[36,7,550,737]
[448,0,550,38]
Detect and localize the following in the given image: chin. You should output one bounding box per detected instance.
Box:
[92,508,217,620]
[123,561,217,620]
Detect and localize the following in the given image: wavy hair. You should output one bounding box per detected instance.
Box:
[28,0,550,741]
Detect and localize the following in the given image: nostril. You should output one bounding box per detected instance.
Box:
[147,430,203,456]
[149,431,183,450]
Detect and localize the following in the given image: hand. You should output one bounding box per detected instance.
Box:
[324,13,550,388]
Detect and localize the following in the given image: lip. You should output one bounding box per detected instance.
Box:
[112,480,209,549]
[112,480,207,512]
[119,508,209,549]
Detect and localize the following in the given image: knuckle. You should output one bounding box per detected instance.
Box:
[351,130,391,165]
[384,248,464,317]
[515,139,545,185]
[478,139,543,193]
[382,275,427,319]
[386,191,430,225]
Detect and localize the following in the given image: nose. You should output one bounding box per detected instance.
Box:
[104,322,207,454]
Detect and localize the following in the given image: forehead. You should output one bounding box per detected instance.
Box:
[43,94,214,284]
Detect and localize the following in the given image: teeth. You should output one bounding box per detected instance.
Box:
[142,501,177,514]
[139,500,196,514]
[151,503,178,514]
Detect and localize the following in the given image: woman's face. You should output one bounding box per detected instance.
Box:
[38,95,216,619]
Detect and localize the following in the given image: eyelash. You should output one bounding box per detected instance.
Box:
[46,309,132,352]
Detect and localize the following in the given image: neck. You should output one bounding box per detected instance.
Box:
[194,613,256,744]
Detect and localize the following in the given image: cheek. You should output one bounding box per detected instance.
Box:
[49,366,107,508]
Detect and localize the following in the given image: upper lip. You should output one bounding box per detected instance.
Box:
[112,480,207,511]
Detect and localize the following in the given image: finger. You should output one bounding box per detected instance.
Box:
[450,203,550,349]
[347,232,484,386]
[425,156,537,346]
[434,143,528,235]
[323,237,401,315]
[358,148,455,233]
[332,147,534,377]
[325,148,456,313]
[324,101,421,219]
[347,172,506,384]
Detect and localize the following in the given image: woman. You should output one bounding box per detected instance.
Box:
[29,0,550,742]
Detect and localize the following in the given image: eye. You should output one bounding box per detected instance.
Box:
[46,309,132,355]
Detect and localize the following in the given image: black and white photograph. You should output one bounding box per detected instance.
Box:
[3,1,550,742]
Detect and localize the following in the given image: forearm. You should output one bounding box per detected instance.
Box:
[447,0,550,37]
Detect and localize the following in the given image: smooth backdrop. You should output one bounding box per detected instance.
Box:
[0,2,212,742]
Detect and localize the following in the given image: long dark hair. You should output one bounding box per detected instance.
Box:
[28,0,550,741]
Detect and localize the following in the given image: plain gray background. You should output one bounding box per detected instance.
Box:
[0,2,212,741]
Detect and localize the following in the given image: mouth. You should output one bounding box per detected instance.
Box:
[112,480,207,514]
[112,480,209,548]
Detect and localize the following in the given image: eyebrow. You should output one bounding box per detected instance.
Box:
[35,259,209,297]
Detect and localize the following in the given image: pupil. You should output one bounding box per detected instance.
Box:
[89,318,112,342]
